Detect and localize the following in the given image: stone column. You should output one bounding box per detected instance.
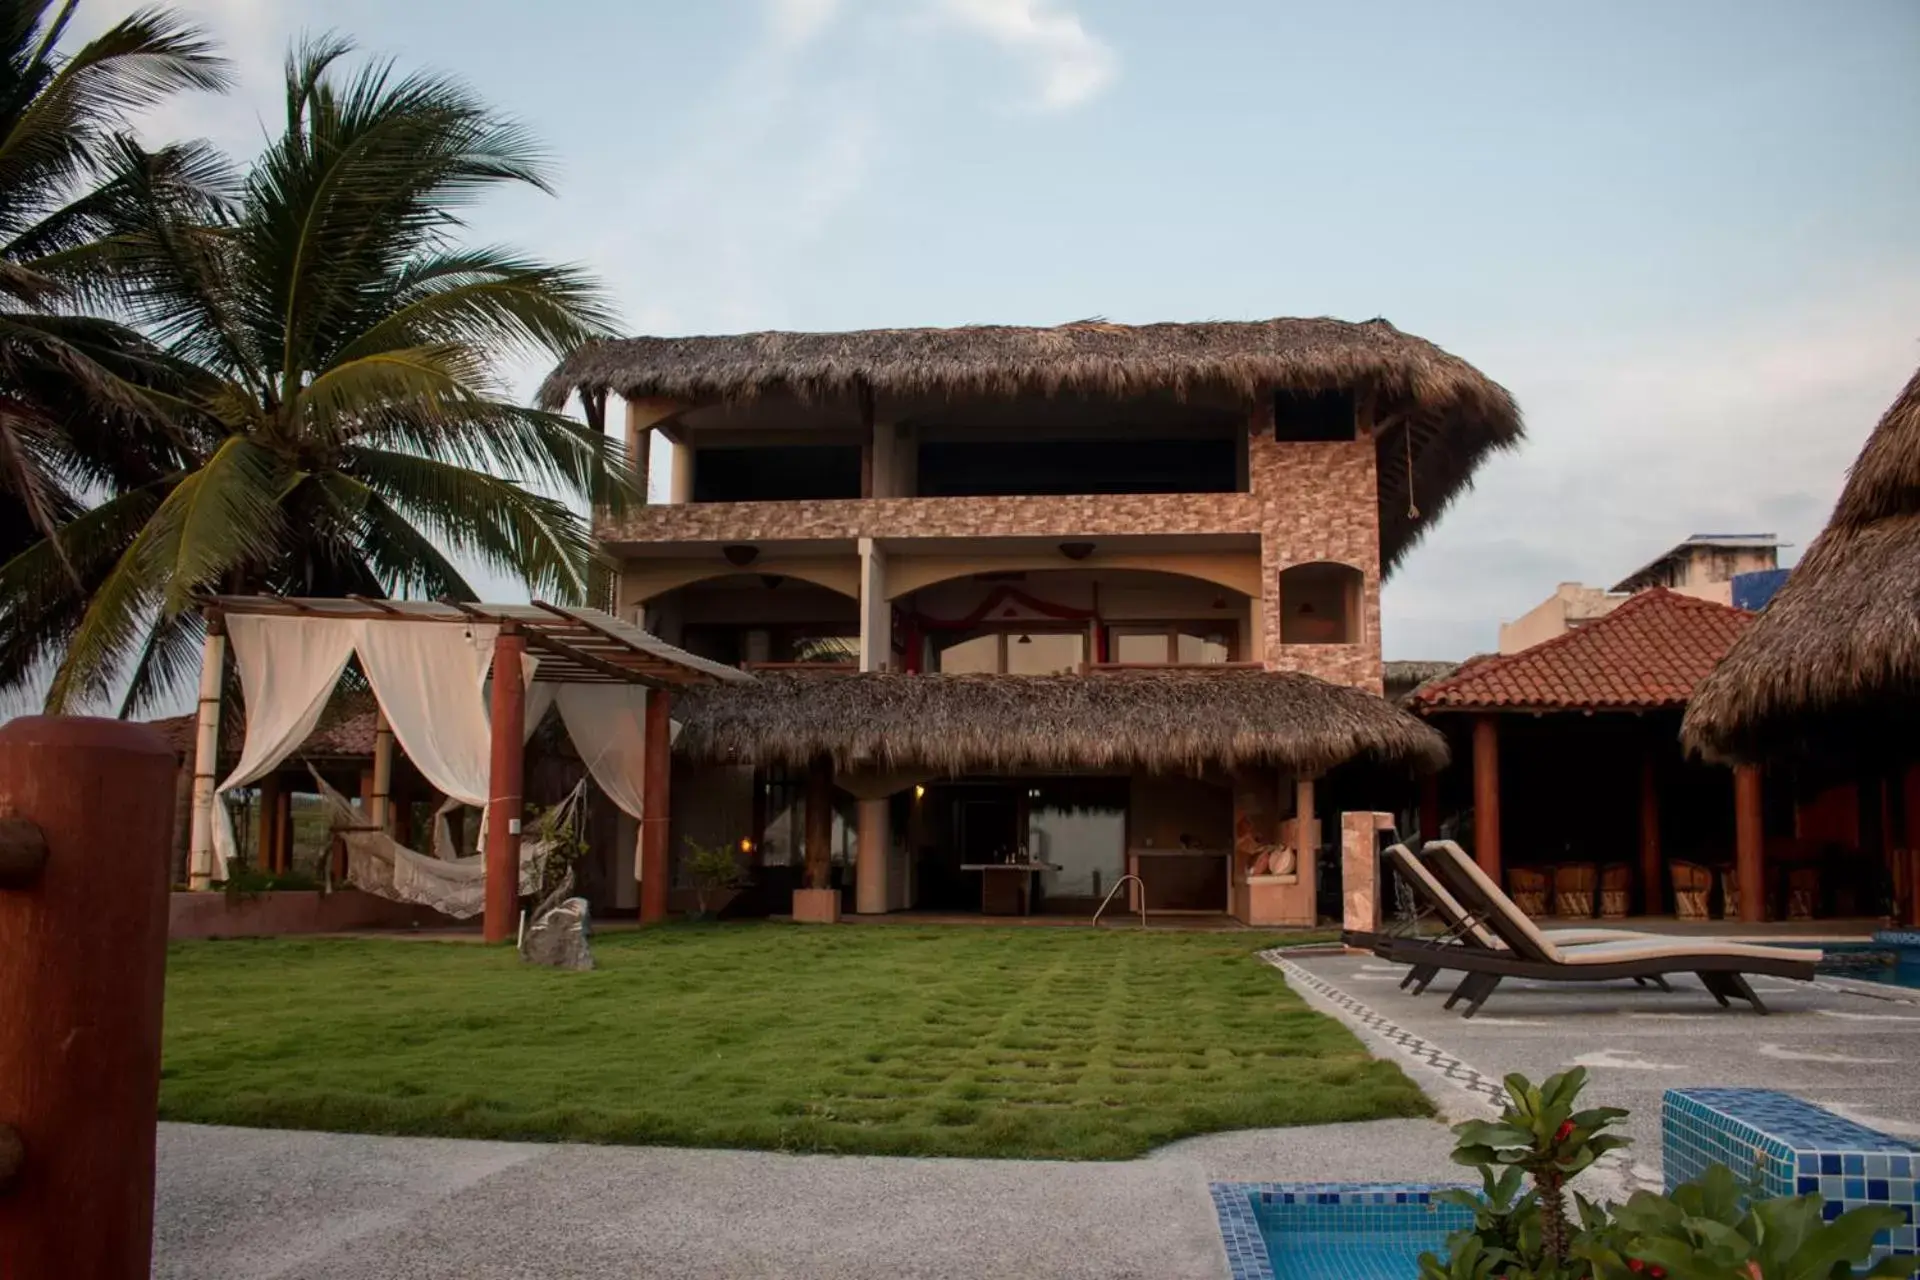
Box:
[856,797,889,915]
[1342,811,1390,944]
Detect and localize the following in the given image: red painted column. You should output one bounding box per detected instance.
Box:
[1734,763,1765,923]
[0,716,175,1279]
[1418,772,1441,845]
[484,627,527,944]
[1639,750,1663,915]
[639,688,673,924]
[1472,714,1502,880]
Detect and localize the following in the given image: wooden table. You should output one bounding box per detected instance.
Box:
[959,863,1063,916]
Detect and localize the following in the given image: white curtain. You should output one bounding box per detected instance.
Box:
[356,619,498,809]
[210,615,359,874]
[556,684,649,820]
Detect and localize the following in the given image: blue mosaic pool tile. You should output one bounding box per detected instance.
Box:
[1664,1088,1920,1264]
[1211,1182,1474,1280]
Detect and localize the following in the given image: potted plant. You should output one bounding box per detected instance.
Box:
[682,838,748,920]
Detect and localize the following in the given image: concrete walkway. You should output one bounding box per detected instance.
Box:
[154,1119,1462,1279]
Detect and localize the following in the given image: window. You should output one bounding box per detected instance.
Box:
[1278,562,1363,645]
[692,445,863,502]
[931,628,1086,673]
[1108,624,1234,664]
[1273,389,1356,442]
[756,769,854,868]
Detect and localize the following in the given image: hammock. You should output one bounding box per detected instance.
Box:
[309,770,582,920]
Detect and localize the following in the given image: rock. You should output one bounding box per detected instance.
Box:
[519,871,594,970]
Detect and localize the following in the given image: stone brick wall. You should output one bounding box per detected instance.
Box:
[597,409,1384,692]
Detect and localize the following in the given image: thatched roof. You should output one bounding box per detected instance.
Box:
[671,667,1448,777]
[1682,367,1920,764]
[540,316,1523,572]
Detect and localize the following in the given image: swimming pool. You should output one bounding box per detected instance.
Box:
[1809,938,1920,991]
[1211,1183,1473,1280]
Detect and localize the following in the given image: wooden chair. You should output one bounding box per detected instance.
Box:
[1554,862,1597,919]
[1508,866,1550,917]
[1670,861,1712,921]
[1599,863,1632,919]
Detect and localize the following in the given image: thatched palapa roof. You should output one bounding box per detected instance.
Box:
[540,316,1523,571]
[1683,366,1920,764]
[671,668,1448,777]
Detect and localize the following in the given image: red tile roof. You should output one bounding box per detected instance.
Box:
[1409,588,1753,713]
[148,694,379,760]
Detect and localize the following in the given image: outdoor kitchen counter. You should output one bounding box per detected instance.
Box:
[959,863,1063,916]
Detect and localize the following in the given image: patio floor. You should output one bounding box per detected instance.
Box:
[1276,947,1920,1189]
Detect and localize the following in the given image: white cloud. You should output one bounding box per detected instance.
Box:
[766,0,844,47]
[936,0,1118,109]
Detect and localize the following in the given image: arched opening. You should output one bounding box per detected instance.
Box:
[1278,562,1363,645]
[897,567,1252,674]
[644,573,860,669]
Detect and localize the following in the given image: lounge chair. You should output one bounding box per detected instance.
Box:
[1349,844,1660,995]
[1378,841,1821,1018]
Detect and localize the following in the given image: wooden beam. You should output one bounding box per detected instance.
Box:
[1639,748,1662,915]
[640,690,673,923]
[484,628,528,944]
[1734,763,1765,924]
[1472,714,1501,882]
[806,754,834,892]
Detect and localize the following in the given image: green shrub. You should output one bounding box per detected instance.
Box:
[1421,1068,1918,1280]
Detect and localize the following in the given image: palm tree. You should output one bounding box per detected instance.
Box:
[1,35,634,714]
[0,0,229,564]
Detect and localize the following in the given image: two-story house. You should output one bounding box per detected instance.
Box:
[540,317,1520,925]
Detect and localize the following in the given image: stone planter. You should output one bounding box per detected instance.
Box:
[791,888,841,924]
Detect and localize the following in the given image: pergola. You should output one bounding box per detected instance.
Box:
[187,595,748,941]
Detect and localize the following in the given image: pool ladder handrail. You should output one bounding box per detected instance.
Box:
[1091,874,1148,929]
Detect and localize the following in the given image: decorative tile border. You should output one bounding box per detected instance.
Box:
[1261,950,1506,1109]
[1211,1181,1473,1280]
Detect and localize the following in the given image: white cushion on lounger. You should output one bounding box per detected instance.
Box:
[1390,844,1654,952]
[1426,841,1566,960]
[1555,938,1823,965]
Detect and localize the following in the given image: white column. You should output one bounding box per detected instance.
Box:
[856,797,889,915]
[186,619,227,890]
[669,440,695,505]
[858,538,890,671]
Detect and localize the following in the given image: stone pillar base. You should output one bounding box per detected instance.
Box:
[791,888,841,924]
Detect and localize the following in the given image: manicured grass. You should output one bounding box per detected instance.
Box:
[161,924,1430,1159]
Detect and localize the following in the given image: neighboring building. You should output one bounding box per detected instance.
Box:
[541,316,1520,923]
[1497,534,1786,654]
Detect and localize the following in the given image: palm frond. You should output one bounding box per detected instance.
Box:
[346,446,590,600]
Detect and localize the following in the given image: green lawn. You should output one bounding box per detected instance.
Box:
[160,924,1430,1159]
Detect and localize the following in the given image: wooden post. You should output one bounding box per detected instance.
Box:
[483,627,527,944]
[639,688,673,924]
[1472,714,1502,881]
[255,773,282,874]
[371,709,394,833]
[1734,763,1765,923]
[0,717,175,1278]
[187,611,226,889]
[1639,750,1662,915]
[1418,772,1440,845]
[274,785,292,874]
[806,754,833,891]
[1294,774,1319,907]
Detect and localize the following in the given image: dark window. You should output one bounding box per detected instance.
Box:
[917,438,1237,497]
[692,445,862,502]
[1273,389,1356,442]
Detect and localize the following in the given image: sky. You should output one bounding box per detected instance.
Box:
[67,0,1920,661]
